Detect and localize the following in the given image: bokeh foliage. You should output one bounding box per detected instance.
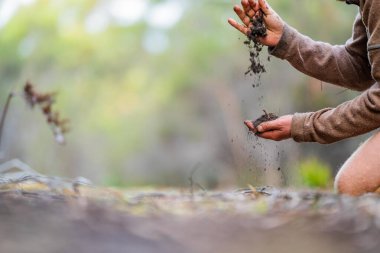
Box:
[0,0,361,188]
[298,157,333,188]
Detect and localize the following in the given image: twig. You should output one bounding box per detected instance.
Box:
[188,163,202,197]
[0,92,15,155]
[195,183,206,191]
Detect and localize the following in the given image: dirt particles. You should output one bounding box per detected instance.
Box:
[252,110,279,132]
[244,10,268,87]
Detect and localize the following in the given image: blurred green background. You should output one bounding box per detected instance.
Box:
[0,0,369,189]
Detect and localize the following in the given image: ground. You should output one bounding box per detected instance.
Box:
[0,180,380,253]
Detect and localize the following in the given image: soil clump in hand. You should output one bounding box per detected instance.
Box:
[252,110,278,133]
[244,10,268,87]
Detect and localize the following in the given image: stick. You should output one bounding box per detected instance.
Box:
[189,163,202,197]
[0,92,14,156]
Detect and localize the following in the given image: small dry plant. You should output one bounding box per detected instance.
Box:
[0,81,69,150]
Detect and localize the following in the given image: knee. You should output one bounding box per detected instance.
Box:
[334,168,380,196]
[334,170,363,196]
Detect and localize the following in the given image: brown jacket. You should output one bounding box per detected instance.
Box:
[269,0,380,144]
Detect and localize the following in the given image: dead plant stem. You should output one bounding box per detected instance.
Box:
[0,92,14,154]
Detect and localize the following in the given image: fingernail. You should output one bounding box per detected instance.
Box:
[257,126,263,132]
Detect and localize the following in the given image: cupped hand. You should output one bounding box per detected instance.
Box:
[244,115,293,141]
[228,0,285,47]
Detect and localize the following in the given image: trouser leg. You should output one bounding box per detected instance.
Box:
[334,131,380,196]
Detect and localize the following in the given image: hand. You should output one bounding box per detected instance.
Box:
[228,0,285,47]
[244,115,293,141]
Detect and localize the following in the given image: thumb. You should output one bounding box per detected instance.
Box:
[258,0,271,15]
[257,120,278,132]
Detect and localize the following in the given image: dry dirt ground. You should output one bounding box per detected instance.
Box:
[0,181,380,253]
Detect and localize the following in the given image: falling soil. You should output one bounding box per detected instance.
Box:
[252,110,279,132]
[244,10,268,87]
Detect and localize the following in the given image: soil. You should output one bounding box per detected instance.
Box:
[244,10,268,87]
[252,110,279,131]
[1,186,380,253]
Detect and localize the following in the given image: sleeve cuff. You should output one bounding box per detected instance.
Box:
[268,24,297,59]
[291,112,310,143]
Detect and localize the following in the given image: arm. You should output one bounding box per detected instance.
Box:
[228,0,374,90]
[291,0,380,144]
[233,0,380,143]
[270,14,374,91]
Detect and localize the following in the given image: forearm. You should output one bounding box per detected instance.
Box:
[291,84,380,144]
[289,0,380,144]
[269,17,373,91]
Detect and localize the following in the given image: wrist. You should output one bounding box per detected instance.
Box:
[291,113,309,143]
[268,23,294,59]
[272,23,285,47]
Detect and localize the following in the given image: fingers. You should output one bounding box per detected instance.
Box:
[241,0,250,14]
[244,120,257,133]
[228,18,249,35]
[258,131,284,141]
[230,0,263,35]
[244,119,287,141]
[248,0,260,12]
[244,115,292,141]
[258,0,271,15]
[257,120,279,133]
[233,5,251,26]
[242,0,256,18]
[244,118,280,133]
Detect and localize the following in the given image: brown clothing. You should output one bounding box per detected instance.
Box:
[269,0,380,144]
